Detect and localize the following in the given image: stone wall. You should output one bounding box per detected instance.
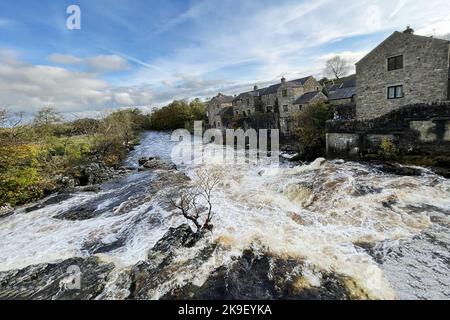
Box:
[236,112,279,132]
[326,102,450,158]
[233,93,258,116]
[356,32,449,120]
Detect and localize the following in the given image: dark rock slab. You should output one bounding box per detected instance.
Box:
[373,162,423,176]
[128,224,206,299]
[162,250,366,300]
[0,257,114,300]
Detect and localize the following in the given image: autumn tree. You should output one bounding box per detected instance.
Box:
[325,56,350,80]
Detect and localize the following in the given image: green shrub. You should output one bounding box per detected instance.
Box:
[380,138,398,160]
[292,102,333,160]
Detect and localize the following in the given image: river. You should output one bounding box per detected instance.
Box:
[0,131,449,300]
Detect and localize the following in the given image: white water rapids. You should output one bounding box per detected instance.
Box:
[0,131,449,300]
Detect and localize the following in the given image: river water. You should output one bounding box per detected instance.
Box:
[0,131,449,300]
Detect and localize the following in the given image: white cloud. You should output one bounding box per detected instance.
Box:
[0,53,136,113]
[48,54,130,72]
[84,55,130,72]
[49,54,83,65]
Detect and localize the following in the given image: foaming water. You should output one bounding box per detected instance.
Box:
[0,131,449,299]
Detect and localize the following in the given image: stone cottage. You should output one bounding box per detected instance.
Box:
[206,93,234,128]
[232,76,325,136]
[356,27,450,120]
[232,86,262,116]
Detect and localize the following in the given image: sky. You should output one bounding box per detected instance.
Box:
[0,0,449,117]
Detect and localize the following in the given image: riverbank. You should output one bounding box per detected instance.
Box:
[0,108,151,209]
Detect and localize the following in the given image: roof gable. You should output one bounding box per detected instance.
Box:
[356,31,450,66]
[212,94,234,104]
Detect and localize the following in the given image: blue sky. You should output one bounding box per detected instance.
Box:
[0,0,449,116]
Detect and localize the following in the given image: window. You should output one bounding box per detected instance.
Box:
[387,85,403,99]
[283,105,289,112]
[267,106,273,112]
[282,89,288,97]
[248,110,251,115]
[246,98,250,106]
[388,55,403,71]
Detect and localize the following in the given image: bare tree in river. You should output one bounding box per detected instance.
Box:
[169,168,222,233]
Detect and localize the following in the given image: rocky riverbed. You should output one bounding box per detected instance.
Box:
[0,131,449,300]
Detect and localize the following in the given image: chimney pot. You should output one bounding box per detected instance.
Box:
[254,85,258,91]
[281,77,286,83]
[403,26,414,34]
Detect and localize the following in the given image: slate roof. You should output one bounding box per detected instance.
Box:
[328,86,356,101]
[233,90,262,101]
[218,106,234,117]
[213,94,234,104]
[260,76,312,95]
[294,91,322,105]
[233,76,314,102]
[327,84,341,92]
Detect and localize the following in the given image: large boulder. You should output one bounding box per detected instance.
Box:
[76,162,115,186]
[139,158,176,171]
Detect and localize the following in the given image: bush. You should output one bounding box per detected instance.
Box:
[379,138,398,160]
[0,144,47,206]
[292,102,333,160]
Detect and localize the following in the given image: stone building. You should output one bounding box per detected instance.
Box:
[232,86,262,116]
[356,27,450,120]
[206,93,234,128]
[232,76,324,136]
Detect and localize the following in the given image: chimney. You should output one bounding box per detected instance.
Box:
[403,26,414,34]
[281,76,286,84]
[254,85,258,91]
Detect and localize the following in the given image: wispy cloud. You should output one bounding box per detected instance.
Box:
[48,54,130,72]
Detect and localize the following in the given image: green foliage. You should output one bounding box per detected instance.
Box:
[0,144,47,206]
[293,102,333,160]
[149,99,206,131]
[0,107,150,207]
[379,138,399,160]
